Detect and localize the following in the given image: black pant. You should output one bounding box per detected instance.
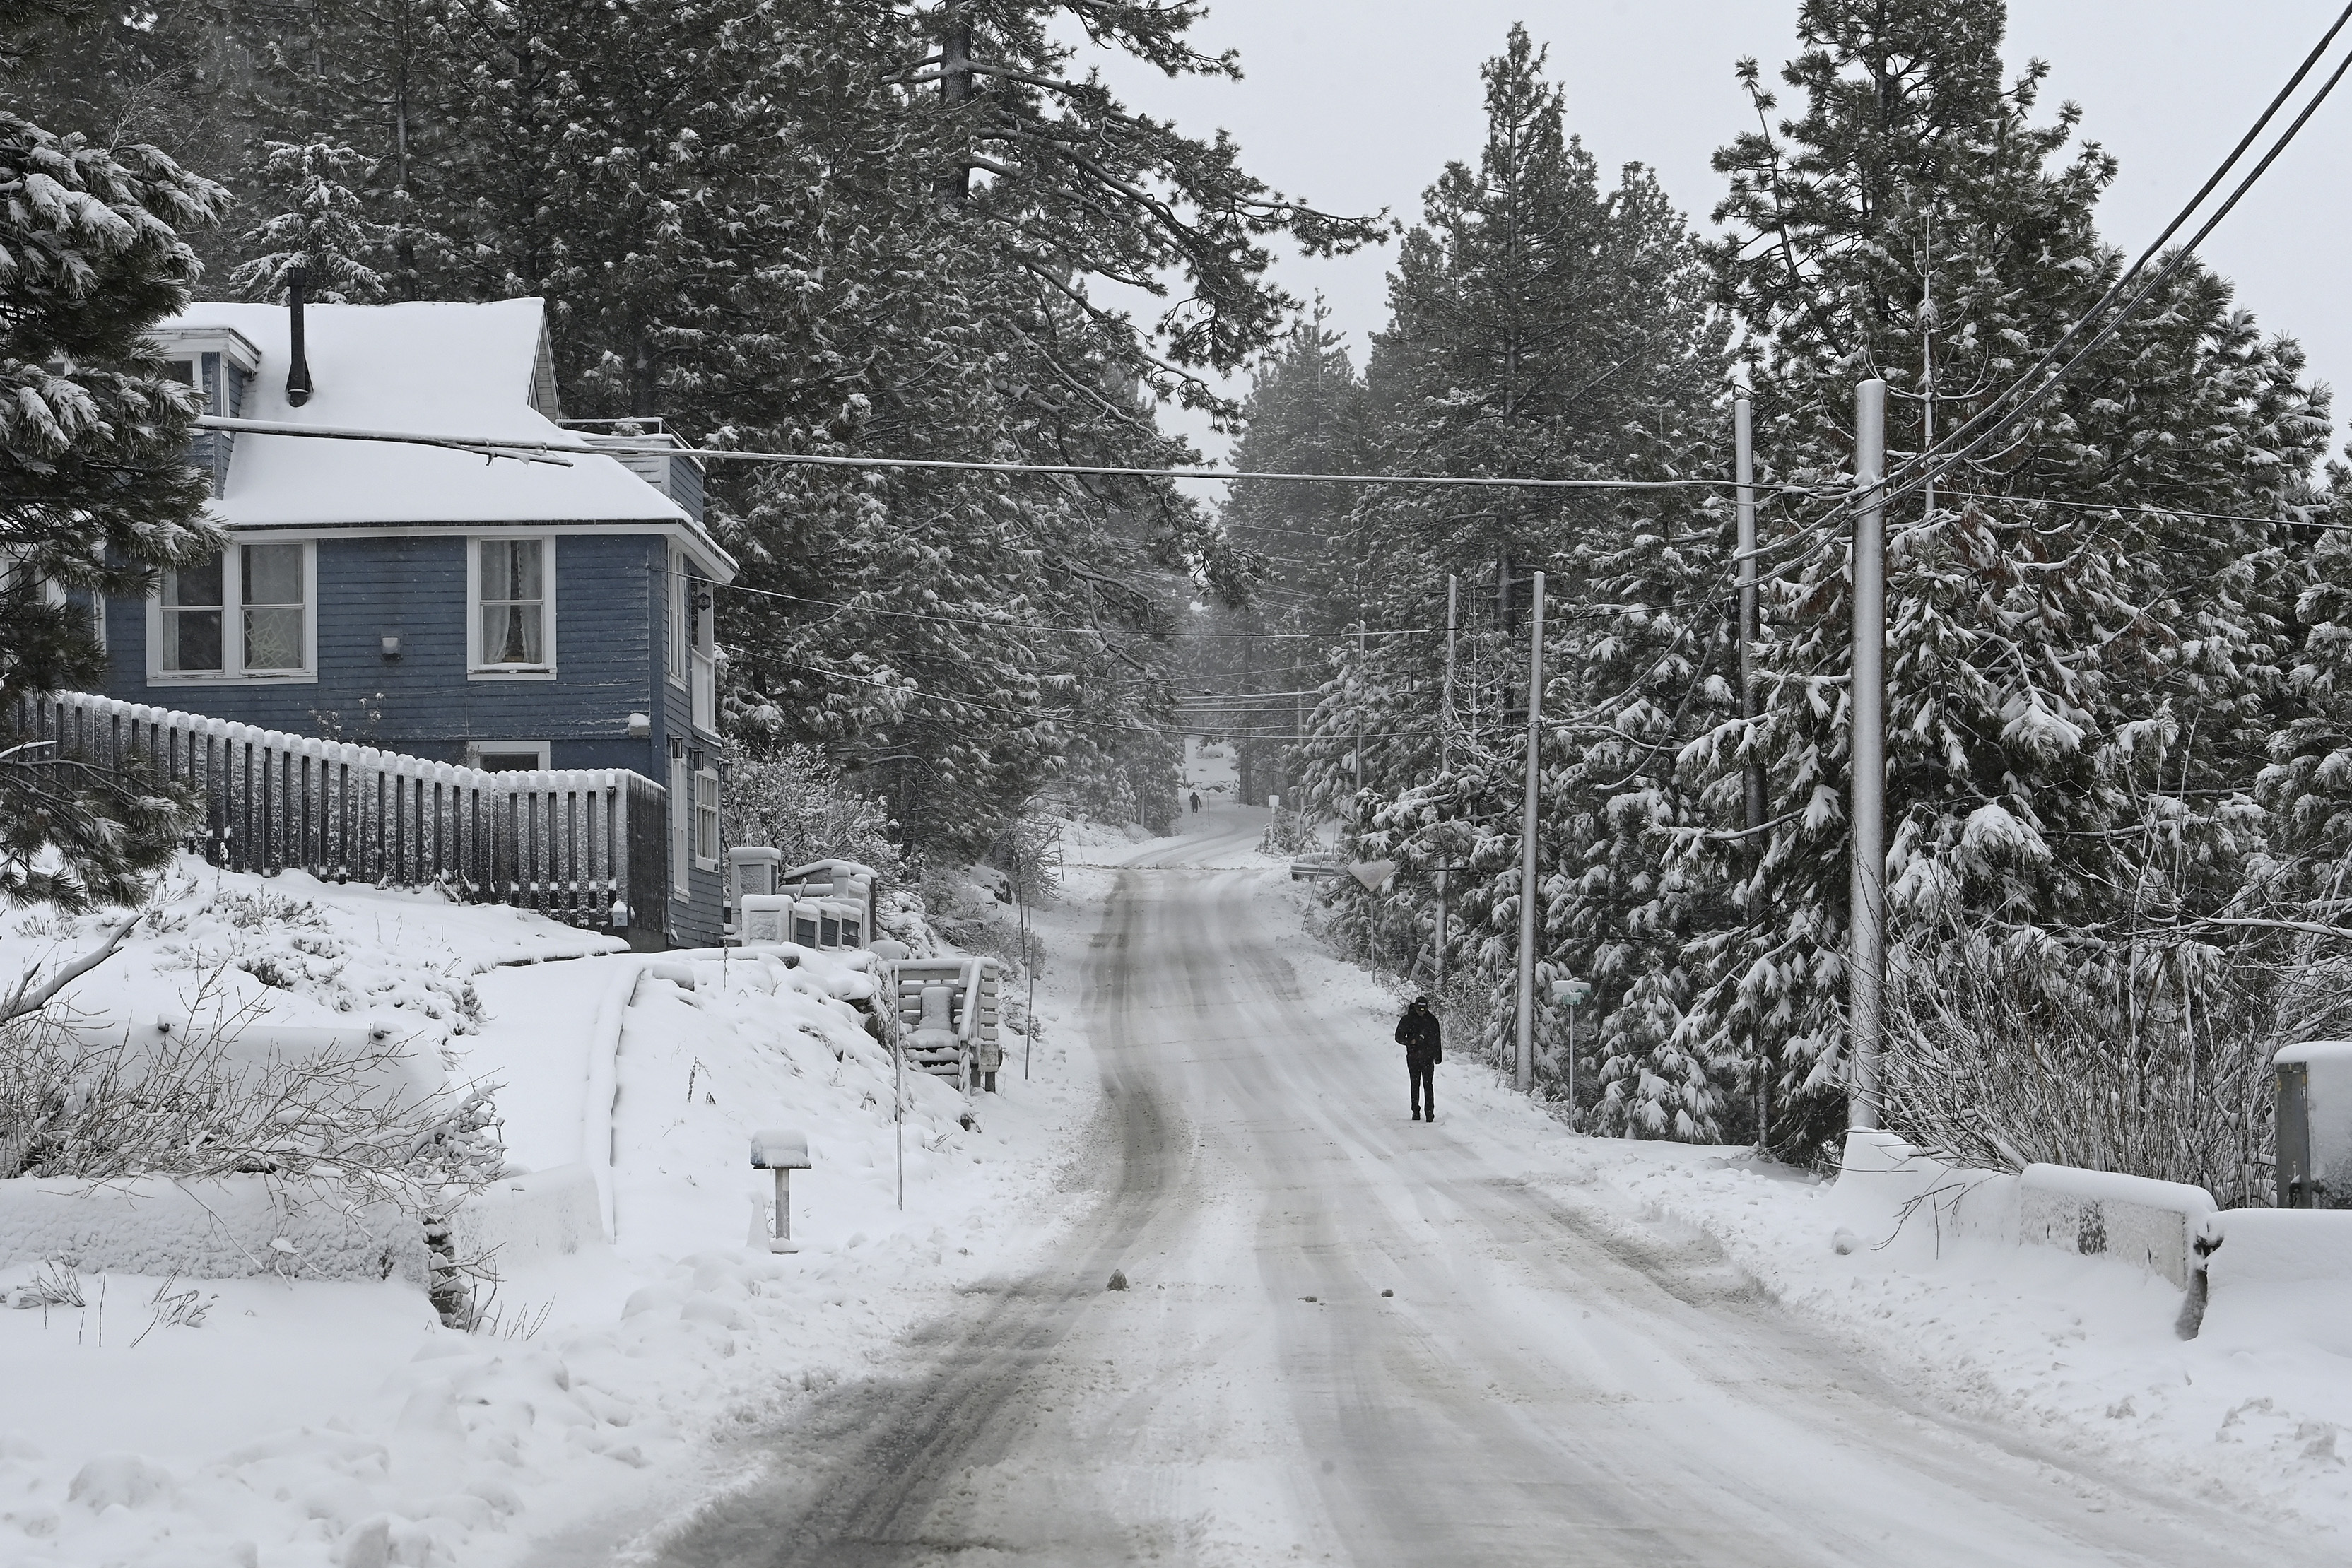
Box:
[1409,1056,1435,1119]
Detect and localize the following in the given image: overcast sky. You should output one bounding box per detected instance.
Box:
[1072,2,2351,467]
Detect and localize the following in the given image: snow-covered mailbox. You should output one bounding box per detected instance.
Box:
[2275,1041,2352,1207]
[749,1127,811,1254]
[881,956,1001,1086]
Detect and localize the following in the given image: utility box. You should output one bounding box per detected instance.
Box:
[724,848,782,945]
[737,893,794,947]
[2274,1041,2352,1208]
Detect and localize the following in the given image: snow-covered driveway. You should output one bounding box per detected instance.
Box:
[652,821,2329,1567]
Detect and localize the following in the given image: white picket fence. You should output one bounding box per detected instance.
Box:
[10,690,665,938]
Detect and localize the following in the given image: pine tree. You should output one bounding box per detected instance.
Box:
[1687,0,2332,1162]
[1280,28,1731,1127]
[230,138,387,302]
[1,6,227,907]
[1193,310,1375,800]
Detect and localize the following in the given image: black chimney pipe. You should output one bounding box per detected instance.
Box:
[285,264,314,407]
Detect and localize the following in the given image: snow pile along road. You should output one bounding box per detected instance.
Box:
[0,857,1108,1567]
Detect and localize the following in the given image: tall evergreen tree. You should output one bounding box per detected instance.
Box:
[1688,0,2332,1161]
[1,2,225,907]
[1281,28,1731,1129]
[230,138,387,301]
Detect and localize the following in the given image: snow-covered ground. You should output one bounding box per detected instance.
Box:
[13,801,2352,1564]
[0,856,1113,1567]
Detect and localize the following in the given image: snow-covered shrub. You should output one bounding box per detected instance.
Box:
[725,745,901,878]
[1259,806,1320,857]
[1883,917,2276,1206]
[0,996,505,1196]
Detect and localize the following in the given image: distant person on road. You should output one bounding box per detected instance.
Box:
[1397,996,1442,1122]
[1190,791,1201,813]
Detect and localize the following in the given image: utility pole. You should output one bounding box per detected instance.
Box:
[1353,622,1367,798]
[1735,382,1768,1141]
[1433,869,1447,987]
[1513,570,1546,1095]
[1850,380,1888,1133]
[1442,574,1459,769]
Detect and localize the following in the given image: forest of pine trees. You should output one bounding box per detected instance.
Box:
[4,0,1382,867]
[14,0,2352,1191]
[1244,5,2352,1191]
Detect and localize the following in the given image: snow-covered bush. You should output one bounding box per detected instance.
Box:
[725,745,901,878]
[0,993,504,1196]
[1883,918,2277,1206]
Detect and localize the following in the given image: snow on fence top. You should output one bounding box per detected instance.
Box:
[11,690,664,936]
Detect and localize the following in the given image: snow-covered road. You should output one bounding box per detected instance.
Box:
[653,818,2329,1567]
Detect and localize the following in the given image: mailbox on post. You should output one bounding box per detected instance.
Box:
[750,1127,812,1252]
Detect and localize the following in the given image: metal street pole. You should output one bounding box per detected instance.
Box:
[1433,868,1447,988]
[1513,570,1546,1095]
[1850,379,1887,1133]
[1442,574,1459,768]
[1735,381,1768,1141]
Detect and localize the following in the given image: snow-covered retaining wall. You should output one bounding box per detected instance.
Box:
[2016,1164,2216,1290]
[447,1164,604,1268]
[0,1175,426,1284]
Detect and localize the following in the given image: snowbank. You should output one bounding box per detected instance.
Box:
[1,851,1111,1567]
[0,1176,426,1284]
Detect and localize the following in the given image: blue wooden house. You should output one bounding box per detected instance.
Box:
[98,297,737,946]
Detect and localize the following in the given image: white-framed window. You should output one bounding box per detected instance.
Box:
[467,740,551,773]
[669,753,691,900]
[148,541,315,682]
[694,767,722,871]
[689,577,717,735]
[467,536,555,678]
[666,546,688,689]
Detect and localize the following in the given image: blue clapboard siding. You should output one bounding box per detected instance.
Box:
[669,454,705,526]
[99,525,741,948]
[105,531,666,773]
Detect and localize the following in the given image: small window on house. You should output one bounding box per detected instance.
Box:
[478,538,546,666]
[667,548,688,688]
[694,768,722,871]
[151,542,313,682]
[160,553,225,673]
[241,543,307,671]
[159,359,196,387]
[468,741,551,773]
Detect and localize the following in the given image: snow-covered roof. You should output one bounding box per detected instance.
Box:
[157,300,730,571]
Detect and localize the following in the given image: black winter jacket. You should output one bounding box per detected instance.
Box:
[1396,1004,1442,1063]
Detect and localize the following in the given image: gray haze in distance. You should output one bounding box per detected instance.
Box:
[1073,2,2350,470]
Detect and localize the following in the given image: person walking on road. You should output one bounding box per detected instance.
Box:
[1190,790,1201,813]
[1397,995,1441,1122]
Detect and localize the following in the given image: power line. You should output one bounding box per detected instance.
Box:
[1850,4,2352,524]
[718,579,1440,639]
[194,415,1825,495]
